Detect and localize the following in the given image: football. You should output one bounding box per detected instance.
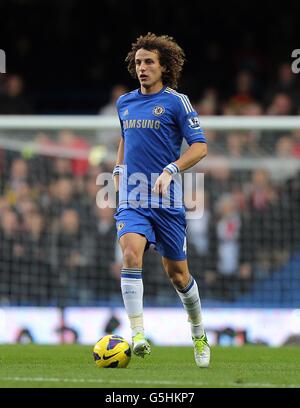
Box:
[93,334,131,368]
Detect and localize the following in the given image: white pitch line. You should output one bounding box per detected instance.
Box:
[0,377,299,388]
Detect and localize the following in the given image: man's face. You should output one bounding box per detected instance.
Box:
[135,48,165,91]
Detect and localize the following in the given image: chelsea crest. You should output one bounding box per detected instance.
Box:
[153,106,165,116]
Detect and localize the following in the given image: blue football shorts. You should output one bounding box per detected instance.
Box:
[114,206,187,261]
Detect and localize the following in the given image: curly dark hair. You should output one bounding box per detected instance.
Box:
[125,32,186,89]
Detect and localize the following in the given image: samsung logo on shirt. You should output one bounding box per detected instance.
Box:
[123,119,161,130]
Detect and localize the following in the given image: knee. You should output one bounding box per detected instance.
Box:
[123,246,143,268]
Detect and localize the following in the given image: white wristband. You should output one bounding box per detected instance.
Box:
[112,165,121,179]
[113,165,121,177]
[163,162,180,175]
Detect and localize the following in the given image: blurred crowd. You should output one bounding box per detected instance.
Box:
[1,61,300,117]
[0,131,119,305]
[187,166,300,301]
[0,125,299,306]
[193,63,300,117]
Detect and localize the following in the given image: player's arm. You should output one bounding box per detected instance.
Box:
[153,142,207,195]
[173,141,207,172]
[114,97,125,195]
[113,137,124,193]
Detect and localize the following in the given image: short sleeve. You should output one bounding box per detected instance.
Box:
[176,94,206,145]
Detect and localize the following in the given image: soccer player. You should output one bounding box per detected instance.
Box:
[113,33,210,367]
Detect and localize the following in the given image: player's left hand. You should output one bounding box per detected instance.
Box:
[152,170,172,196]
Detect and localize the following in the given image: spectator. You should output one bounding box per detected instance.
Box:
[291,129,300,157]
[4,159,37,207]
[240,102,263,116]
[221,101,239,115]
[282,170,300,253]
[227,70,257,114]
[55,209,95,304]
[248,169,275,210]
[6,157,29,189]
[0,74,34,114]
[97,84,128,147]
[264,63,300,107]
[49,178,75,219]
[242,169,289,278]
[86,176,102,207]
[22,212,52,303]
[57,129,91,177]
[23,212,49,264]
[0,196,10,214]
[226,132,245,157]
[93,204,119,299]
[51,158,73,180]
[216,195,241,272]
[209,194,242,300]
[205,159,233,208]
[275,135,294,158]
[0,209,25,303]
[194,88,219,116]
[266,92,294,115]
[186,192,210,258]
[16,197,39,219]
[0,210,24,259]
[99,84,129,116]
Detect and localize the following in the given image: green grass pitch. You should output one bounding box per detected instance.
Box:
[0,345,299,388]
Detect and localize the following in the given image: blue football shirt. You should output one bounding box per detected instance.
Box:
[116,85,206,208]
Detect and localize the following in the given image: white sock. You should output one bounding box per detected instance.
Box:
[121,268,144,336]
[174,276,205,338]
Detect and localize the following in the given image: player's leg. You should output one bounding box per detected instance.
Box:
[119,232,151,357]
[150,207,207,339]
[162,257,210,367]
[162,257,205,337]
